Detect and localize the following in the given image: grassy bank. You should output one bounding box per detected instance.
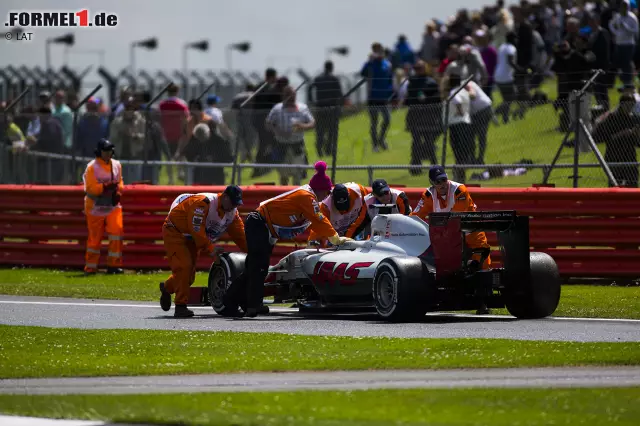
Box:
[1,325,639,379]
[1,387,639,425]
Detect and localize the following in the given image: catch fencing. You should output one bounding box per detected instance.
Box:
[1,184,639,280]
[2,72,639,188]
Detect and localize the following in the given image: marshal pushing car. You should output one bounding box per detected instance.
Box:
[207,208,561,322]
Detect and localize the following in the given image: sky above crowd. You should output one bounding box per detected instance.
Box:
[1,0,520,79]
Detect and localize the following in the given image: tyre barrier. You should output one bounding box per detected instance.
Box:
[1,185,639,279]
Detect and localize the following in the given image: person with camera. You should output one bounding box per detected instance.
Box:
[82,139,124,275]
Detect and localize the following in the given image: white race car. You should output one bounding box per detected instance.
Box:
[208,209,561,322]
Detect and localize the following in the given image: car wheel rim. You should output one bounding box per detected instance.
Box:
[210,267,227,309]
[377,270,396,311]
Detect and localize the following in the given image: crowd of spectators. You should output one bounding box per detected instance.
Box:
[2,0,640,187]
[348,0,640,185]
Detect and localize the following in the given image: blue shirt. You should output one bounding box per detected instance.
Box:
[360,58,394,102]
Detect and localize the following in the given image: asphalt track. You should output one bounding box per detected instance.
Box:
[0,295,639,342]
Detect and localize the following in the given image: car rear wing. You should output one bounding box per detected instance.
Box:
[428,210,530,279]
[429,210,518,232]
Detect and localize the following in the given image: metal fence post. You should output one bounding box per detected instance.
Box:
[71,84,102,183]
[572,90,581,188]
[230,81,268,185]
[142,82,173,182]
[332,78,366,182]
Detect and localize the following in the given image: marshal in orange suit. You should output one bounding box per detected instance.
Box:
[160,186,247,318]
[82,139,124,275]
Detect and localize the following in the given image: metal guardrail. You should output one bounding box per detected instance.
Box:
[4,148,639,186]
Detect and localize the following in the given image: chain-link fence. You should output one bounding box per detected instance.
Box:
[2,77,640,188]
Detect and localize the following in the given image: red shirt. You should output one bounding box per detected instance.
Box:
[438,58,452,74]
[158,97,189,143]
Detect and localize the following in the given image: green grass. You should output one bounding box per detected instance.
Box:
[2,325,640,379]
[159,81,637,188]
[1,388,639,425]
[1,268,639,319]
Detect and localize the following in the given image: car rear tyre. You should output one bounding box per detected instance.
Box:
[504,252,561,319]
[373,257,428,322]
[208,252,247,316]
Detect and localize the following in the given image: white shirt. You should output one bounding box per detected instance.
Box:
[444,87,471,126]
[204,107,224,124]
[266,102,314,144]
[609,12,639,45]
[494,43,517,84]
[466,81,492,115]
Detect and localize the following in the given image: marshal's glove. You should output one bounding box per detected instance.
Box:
[112,192,121,206]
[328,234,353,246]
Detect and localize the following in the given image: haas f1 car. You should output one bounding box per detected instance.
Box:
[208,209,561,321]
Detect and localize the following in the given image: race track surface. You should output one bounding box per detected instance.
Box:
[1,295,639,342]
[2,367,640,395]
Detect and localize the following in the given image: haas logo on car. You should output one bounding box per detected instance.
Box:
[312,261,374,286]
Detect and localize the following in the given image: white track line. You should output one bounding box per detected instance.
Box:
[0,416,106,425]
[1,299,639,323]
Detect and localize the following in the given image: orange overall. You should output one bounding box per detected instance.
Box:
[82,158,124,273]
[163,193,247,305]
[411,181,491,266]
[308,182,369,244]
[348,187,412,239]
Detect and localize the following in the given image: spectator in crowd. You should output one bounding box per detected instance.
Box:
[361,42,394,152]
[494,31,521,123]
[446,43,489,87]
[471,10,489,33]
[551,39,592,130]
[542,0,564,54]
[438,23,464,62]
[609,0,639,88]
[528,19,548,90]
[76,97,109,160]
[466,79,493,164]
[109,98,146,183]
[308,60,343,158]
[437,44,460,79]
[393,66,410,106]
[52,90,73,152]
[158,84,189,184]
[25,91,51,142]
[420,21,441,66]
[475,29,498,99]
[30,106,65,184]
[587,12,612,110]
[183,99,231,185]
[230,84,257,163]
[137,91,170,184]
[443,73,474,183]
[491,7,514,48]
[251,68,280,177]
[266,86,315,186]
[592,93,640,187]
[204,94,234,141]
[511,5,534,118]
[392,35,417,69]
[405,60,441,175]
[110,87,132,118]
